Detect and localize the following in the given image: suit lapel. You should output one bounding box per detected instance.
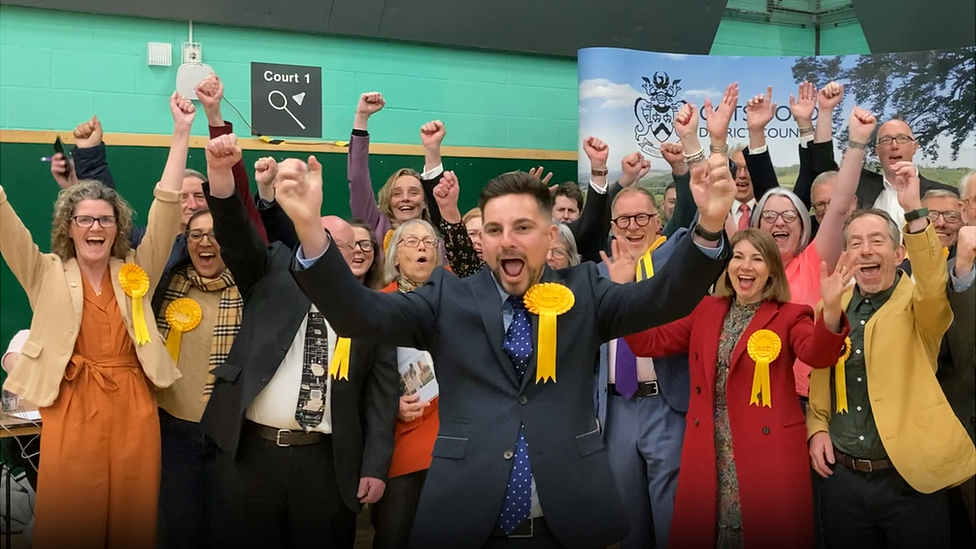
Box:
[109,259,132,327]
[471,269,519,387]
[65,259,84,330]
[729,301,779,376]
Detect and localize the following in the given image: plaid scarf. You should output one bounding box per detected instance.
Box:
[157,265,242,403]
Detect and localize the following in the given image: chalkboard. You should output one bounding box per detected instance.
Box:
[0,140,578,363]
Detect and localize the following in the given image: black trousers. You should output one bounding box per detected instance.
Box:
[821,461,949,549]
[157,410,219,549]
[214,427,356,549]
[371,468,427,549]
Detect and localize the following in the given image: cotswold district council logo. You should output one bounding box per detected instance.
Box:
[634,72,684,158]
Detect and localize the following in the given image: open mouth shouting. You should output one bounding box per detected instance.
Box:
[770,230,790,246]
[736,274,756,291]
[500,256,526,281]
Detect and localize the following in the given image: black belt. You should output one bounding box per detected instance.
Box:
[245,421,328,447]
[491,517,547,539]
[834,447,891,473]
[608,380,659,398]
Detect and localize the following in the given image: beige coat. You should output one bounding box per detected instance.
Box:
[0,184,183,407]
[808,223,976,493]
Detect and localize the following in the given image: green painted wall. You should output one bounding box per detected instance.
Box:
[819,22,870,55]
[0,6,579,151]
[710,19,818,56]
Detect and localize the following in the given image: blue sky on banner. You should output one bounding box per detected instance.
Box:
[578,48,975,175]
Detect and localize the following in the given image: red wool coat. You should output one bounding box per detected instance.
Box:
[625,297,849,549]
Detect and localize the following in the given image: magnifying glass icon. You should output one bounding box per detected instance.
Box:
[268,90,306,130]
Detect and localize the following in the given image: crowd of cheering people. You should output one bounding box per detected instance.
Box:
[1,71,974,549]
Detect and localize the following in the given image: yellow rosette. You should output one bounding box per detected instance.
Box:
[747,329,781,408]
[330,337,352,381]
[834,337,853,413]
[164,298,202,363]
[119,264,152,345]
[523,283,575,383]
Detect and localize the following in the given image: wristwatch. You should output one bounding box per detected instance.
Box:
[693,223,723,242]
[591,167,609,177]
[904,208,929,222]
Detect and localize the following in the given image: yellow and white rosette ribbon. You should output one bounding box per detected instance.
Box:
[119,264,152,345]
[523,283,575,383]
[330,337,352,381]
[164,298,202,363]
[747,329,782,408]
[834,337,853,413]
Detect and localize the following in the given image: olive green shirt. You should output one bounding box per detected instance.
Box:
[829,273,902,460]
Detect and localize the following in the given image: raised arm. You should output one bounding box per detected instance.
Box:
[813,107,875,270]
[809,83,844,177]
[195,73,268,243]
[570,137,617,262]
[742,86,780,199]
[205,134,269,296]
[420,120,447,228]
[661,143,695,238]
[274,156,437,347]
[133,93,194,288]
[790,82,818,208]
[0,186,48,292]
[252,156,299,248]
[349,93,390,238]
[623,309,696,358]
[433,171,483,277]
[71,115,117,189]
[789,259,852,367]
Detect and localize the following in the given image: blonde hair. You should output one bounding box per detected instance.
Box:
[462,207,482,225]
[376,168,431,225]
[383,219,443,285]
[714,229,792,304]
[50,180,134,262]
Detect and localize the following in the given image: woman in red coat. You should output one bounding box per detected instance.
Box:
[623,229,853,549]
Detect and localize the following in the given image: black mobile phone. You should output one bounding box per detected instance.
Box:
[54,136,73,177]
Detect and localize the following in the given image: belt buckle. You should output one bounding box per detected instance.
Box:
[854,458,872,472]
[645,380,659,397]
[276,429,292,448]
[509,518,534,539]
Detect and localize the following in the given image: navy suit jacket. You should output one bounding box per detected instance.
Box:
[596,228,692,429]
[291,230,728,549]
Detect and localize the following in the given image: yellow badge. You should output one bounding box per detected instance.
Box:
[382,229,394,252]
[834,337,853,414]
[119,264,152,345]
[747,329,782,408]
[330,337,352,380]
[523,283,575,383]
[164,298,203,364]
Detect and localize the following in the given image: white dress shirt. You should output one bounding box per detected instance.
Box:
[874,176,906,236]
[607,338,658,383]
[246,306,334,434]
[731,198,756,226]
[2,330,30,373]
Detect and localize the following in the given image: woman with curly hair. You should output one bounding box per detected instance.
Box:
[0,94,194,549]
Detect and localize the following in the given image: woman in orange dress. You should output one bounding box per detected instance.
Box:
[0,93,194,549]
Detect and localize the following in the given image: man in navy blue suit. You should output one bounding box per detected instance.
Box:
[278,154,737,549]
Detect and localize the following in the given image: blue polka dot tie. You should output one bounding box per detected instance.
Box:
[498,295,533,533]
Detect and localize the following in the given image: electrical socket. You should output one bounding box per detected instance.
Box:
[182,42,203,64]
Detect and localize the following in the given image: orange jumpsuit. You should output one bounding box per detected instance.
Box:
[33,270,161,549]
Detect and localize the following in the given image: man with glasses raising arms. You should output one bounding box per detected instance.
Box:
[857,120,957,229]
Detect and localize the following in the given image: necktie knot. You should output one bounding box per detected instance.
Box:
[739,203,750,214]
[507,294,525,311]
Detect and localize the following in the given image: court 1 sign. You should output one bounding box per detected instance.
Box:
[250,62,322,138]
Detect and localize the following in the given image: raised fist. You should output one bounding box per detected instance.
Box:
[356,92,385,116]
[73,115,103,148]
[420,120,446,149]
[818,82,844,111]
[170,91,196,130]
[205,133,242,172]
[582,136,609,167]
[194,73,224,110]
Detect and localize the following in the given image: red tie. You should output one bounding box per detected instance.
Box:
[738,203,751,230]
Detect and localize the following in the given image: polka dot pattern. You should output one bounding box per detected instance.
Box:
[498,295,533,533]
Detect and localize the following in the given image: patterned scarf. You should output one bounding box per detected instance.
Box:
[396,275,423,293]
[157,265,242,403]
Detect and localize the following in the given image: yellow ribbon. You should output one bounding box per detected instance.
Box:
[119,264,152,345]
[330,337,352,380]
[164,298,202,364]
[747,329,781,408]
[635,235,667,281]
[523,283,575,383]
[835,337,853,413]
[382,229,394,252]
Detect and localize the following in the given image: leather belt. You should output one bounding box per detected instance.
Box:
[608,380,659,398]
[245,421,327,447]
[834,447,890,472]
[491,517,547,539]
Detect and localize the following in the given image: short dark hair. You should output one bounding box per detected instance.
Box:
[185,209,212,232]
[665,182,675,193]
[551,182,584,210]
[478,171,553,216]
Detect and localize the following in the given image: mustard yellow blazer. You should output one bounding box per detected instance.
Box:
[0,184,183,407]
[808,223,976,493]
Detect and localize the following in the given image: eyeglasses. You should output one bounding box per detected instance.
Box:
[760,210,800,224]
[877,135,915,147]
[72,215,117,228]
[187,230,217,243]
[812,200,831,214]
[926,210,962,223]
[548,247,567,259]
[353,240,375,252]
[398,236,438,248]
[611,212,659,229]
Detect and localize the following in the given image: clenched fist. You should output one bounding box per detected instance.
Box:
[73,115,103,149]
[205,133,242,172]
[420,120,446,149]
